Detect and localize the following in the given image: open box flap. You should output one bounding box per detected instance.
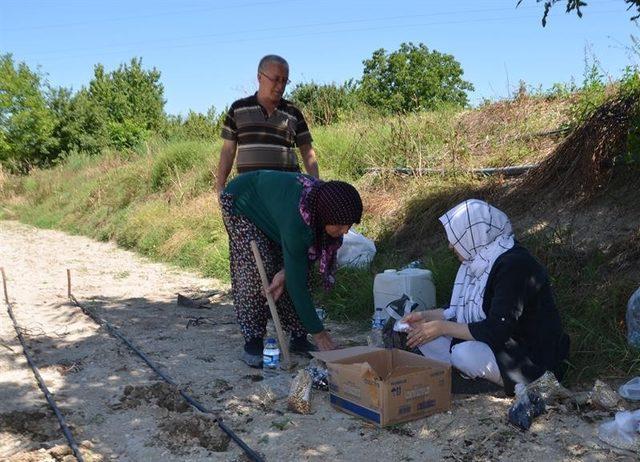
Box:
[385,365,434,379]
[311,346,383,363]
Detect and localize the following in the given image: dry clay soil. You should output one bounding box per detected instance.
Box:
[0,220,637,462]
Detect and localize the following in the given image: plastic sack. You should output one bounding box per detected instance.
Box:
[382,294,421,350]
[385,294,419,332]
[523,371,573,405]
[591,379,621,410]
[597,409,640,451]
[619,377,640,401]
[508,389,546,431]
[337,229,376,268]
[628,287,640,349]
[287,369,312,414]
[305,358,329,391]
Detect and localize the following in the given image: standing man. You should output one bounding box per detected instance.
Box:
[215,55,319,195]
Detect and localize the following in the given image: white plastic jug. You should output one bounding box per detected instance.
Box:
[373,268,436,322]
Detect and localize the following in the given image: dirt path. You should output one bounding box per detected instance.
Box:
[0,220,637,461]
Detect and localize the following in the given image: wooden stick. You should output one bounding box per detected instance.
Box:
[0,268,15,351]
[249,240,292,369]
[67,269,71,298]
[1,268,8,304]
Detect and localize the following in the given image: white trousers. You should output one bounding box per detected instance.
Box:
[419,336,503,386]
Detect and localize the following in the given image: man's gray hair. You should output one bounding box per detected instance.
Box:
[258,55,289,73]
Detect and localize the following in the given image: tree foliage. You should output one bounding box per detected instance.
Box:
[0,54,57,171]
[166,106,223,140]
[87,58,166,149]
[517,0,640,26]
[357,42,474,114]
[288,81,358,125]
[0,56,168,171]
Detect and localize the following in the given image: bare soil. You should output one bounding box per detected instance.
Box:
[1,220,637,461]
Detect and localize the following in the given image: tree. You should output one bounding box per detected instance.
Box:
[517,0,640,26]
[0,54,57,171]
[87,58,166,149]
[48,86,110,156]
[358,42,474,114]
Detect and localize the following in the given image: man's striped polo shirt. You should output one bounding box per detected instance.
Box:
[221,93,313,173]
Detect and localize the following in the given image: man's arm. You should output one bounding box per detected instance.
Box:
[215,139,237,195]
[299,143,319,178]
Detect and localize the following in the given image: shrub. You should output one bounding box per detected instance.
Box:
[288,81,360,126]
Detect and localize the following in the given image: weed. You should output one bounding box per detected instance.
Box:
[270,419,291,431]
[114,271,130,279]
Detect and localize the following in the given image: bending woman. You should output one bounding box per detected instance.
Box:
[403,199,570,395]
[221,170,363,367]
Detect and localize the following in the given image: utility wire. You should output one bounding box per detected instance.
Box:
[18,8,626,64]
[2,0,312,32]
[12,4,558,59]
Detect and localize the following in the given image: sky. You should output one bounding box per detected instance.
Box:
[1,0,639,116]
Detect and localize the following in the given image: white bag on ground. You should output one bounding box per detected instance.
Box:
[619,377,640,401]
[597,409,640,451]
[337,229,376,268]
[627,287,640,348]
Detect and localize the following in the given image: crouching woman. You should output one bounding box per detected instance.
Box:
[403,199,570,395]
[221,170,363,367]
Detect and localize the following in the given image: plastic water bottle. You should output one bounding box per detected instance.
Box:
[400,259,425,270]
[368,307,385,347]
[263,338,280,373]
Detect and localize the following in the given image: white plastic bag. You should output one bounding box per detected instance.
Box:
[337,229,376,268]
[385,294,419,332]
[619,377,640,401]
[628,287,640,348]
[597,409,640,451]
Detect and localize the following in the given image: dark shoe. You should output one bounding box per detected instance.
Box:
[290,335,317,357]
[242,338,264,368]
[241,351,263,368]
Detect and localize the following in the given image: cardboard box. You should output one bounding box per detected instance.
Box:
[312,346,451,426]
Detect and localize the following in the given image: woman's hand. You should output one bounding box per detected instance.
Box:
[401,309,445,325]
[401,311,428,324]
[406,320,446,349]
[266,269,285,302]
[313,330,337,351]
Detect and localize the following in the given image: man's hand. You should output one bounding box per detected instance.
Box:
[313,330,337,351]
[215,139,237,199]
[299,144,319,178]
[266,269,286,302]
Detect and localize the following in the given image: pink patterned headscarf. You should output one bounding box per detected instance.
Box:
[297,175,362,289]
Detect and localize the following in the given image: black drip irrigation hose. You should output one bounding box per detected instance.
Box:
[65,270,264,462]
[1,268,85,462]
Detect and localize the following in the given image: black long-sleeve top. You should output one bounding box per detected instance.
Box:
[458,244,570,394]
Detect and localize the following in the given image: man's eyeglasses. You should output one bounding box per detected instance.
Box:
[260,71,290,86]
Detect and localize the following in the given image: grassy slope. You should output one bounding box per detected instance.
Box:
[1,94,638,384]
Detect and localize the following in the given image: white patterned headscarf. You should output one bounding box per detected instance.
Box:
[440,199,515,324]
